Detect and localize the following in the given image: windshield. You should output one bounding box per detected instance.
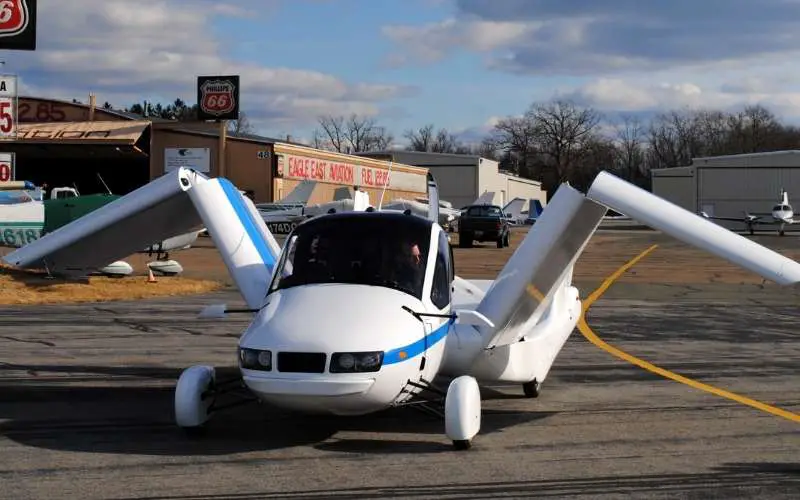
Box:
[269,215,432,298]
[0,191,33,205]
[467,205,502,217]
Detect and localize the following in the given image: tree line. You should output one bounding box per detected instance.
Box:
[102,96,800,198]
[310,101,800,197]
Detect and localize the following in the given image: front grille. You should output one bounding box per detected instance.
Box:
[277,352,327,373]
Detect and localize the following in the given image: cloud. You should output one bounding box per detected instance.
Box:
[382,0,800,124]
[384,0,800,74]
[8,0,412,132]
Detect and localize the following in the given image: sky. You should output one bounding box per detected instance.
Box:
[7,0,800,146]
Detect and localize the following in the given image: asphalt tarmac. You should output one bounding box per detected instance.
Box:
[0,231,798,499]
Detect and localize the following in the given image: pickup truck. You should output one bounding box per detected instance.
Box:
[457,204,510,248]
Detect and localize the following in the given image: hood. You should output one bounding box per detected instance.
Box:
[241,284,427,353]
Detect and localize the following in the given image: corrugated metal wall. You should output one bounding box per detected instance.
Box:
[698,166,800,231]
[652,167,696,212]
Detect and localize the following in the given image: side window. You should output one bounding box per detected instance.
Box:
[430,233,451,309]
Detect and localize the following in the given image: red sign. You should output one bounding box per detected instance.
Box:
[286,155,356,185]
[0,153,13,181]
[278,153,427,193]
[0,0,28,37]
[200,80,236,116]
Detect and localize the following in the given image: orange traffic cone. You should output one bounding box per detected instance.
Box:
[147,267,157,283]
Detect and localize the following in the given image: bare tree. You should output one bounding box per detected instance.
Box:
[404,124,470,153]
[526,99,602,193]
[313,114,393,153]
[227,110,254,135]
[485,115,539,176]
[613,114,646,182]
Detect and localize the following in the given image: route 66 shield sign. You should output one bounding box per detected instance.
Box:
[197,75,240,121]
[0,0,36,50]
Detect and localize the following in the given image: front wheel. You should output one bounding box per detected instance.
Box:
[445,375,482,450]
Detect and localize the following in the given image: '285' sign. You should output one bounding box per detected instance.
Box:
[196,75,240,121]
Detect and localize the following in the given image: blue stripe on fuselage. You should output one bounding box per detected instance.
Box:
[218,178,276,270]
[383,320,452,365]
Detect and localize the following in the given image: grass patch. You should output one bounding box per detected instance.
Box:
[0,264,224,305]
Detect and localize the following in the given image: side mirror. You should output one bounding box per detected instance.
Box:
[199,303,227,319]
[453,309,495,328]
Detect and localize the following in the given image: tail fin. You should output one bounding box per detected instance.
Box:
[426,172,440,223]
[472,191,495,205]
[280,179,316,204]
[475,184,607,348]
[3,168,282,309]
[781,189,789,206]
[352,189,370,211]
[531,199,544,217]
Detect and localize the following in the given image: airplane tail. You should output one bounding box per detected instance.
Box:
[502,198,525,222]
[281,179,316,204]
[2,168,282,309]
[473,171,800,350]
[781,189,789,206]
[530,199,544,218]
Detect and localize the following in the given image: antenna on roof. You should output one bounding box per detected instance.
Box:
[377,160,392,210]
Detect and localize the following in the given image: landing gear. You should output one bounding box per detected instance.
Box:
[175,365,216,431]
[444,376,481,450]
[399,376,482,450]
[174,365,257,434]
[522,379,541,398]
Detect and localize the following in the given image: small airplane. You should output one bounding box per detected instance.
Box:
[0,179,202,276]
[257,182,372,236]
[5,167,800,450]
[701,189,800,236]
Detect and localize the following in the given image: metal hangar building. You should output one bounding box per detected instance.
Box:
[356,150,547,210]
[651,150,800,232]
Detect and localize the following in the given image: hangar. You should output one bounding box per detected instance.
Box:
[4,96,429,204]
[651,150,800,232]
[356,150,547,210]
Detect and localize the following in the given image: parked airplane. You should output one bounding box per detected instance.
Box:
[701,190,800,236]
[5,168,800,450]
[257,182,371,236]
[0,180,201,276]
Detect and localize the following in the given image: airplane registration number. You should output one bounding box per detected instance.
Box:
[0,227,42,247]
[267,222,298,235]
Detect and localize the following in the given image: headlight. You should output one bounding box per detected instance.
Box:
[239,347,272,371]
[330,351,384,373]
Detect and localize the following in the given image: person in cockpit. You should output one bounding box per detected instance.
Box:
[393,241,424,294]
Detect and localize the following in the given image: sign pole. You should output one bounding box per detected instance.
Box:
[218,119,227,178]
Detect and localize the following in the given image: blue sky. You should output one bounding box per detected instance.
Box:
[8,0,800,146]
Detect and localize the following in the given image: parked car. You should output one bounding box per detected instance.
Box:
[457,204,510,248]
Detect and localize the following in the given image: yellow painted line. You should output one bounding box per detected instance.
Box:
[577,244,800,424]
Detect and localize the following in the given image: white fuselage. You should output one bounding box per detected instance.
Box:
[772,204,793,224]
[239,284,450,415]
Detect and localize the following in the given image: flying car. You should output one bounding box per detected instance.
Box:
[4,167,800,450]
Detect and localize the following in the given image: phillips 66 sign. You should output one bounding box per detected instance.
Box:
[196,75,239,121]
[0,75,17,140]
[0,0,37,50]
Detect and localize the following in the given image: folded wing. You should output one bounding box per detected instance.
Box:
[2,167,281,309]
[468,170,800,350]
